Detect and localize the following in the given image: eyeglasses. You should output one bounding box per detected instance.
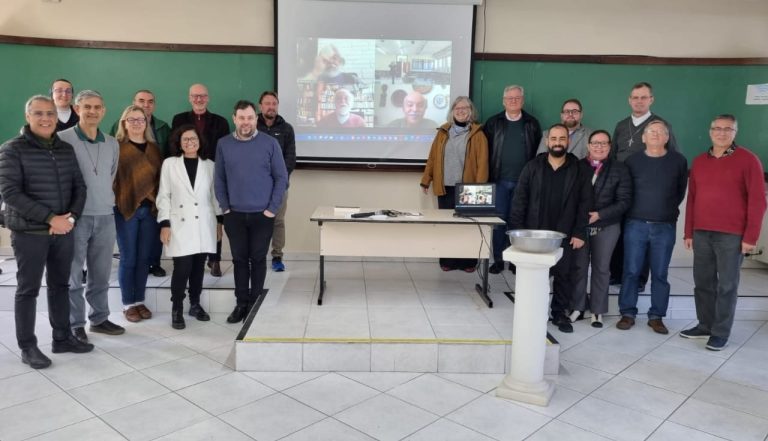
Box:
[710,127,736,134]
[561,109,581,115]
[29,110,57,118]
[190,94,209,100]
[630,96,652,101]
[589,141,610,147]
[181,137,199,144]
[503,96,523,102]
[453,106,471,111]
[125,117,146,125]
[645,129,667,135]
[52,88,73,95]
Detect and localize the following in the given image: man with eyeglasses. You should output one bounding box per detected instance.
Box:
[0,95,92,369]
[609,82,679,289]
[536,99,592,159]
[616,120,687,335]
[483,85,542,274]
[58,91,125,344]
[51,79,79,132]
[110,89,173,278]
[680,114,766,350]
[172,83,230,277]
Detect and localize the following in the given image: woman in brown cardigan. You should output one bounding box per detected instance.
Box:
[113,105,163,322]
[420,96,489,272]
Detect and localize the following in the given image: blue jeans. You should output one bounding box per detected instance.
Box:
[619,219,676,318]
[114,205,159,306]
[492,179,516,264]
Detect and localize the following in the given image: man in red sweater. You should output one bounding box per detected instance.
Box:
[681,114,767,351]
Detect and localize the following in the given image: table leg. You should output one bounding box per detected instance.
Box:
[474,258,493,308]
[317,255,326,305]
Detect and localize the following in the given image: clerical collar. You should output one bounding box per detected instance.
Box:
[631,112,652,126]
[57,106,72,123]
[505,112,522,122]
[74,125,106,143]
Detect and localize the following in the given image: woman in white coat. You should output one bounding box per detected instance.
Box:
[157,124,222,329]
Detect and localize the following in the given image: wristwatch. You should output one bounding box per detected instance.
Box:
[67,216,76,225]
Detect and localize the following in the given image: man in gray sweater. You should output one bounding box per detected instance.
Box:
[58,90,124,343]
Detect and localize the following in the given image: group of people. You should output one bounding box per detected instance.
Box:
[0,80,294,369]
[420,82,766,352]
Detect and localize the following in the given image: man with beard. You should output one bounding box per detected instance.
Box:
[317,88,366,128]
[509,124,592,333]
[388,90,438,129]
[214,100,288,323]
[256,91,296,272]
[616,120,687,335]
[536,99,593,159]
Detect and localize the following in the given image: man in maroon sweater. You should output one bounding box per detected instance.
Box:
[681,114,767,351]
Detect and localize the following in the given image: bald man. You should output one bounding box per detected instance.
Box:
[388,91,438,129]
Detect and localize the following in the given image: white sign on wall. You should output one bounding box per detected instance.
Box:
[745,84,768,105]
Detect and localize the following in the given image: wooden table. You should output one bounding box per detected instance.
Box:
[310,207,505,307]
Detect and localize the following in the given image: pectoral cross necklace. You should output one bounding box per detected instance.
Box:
[81,140,101,175]
[627,120,643,148]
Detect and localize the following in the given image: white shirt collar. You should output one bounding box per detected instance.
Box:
[631,111,652,126]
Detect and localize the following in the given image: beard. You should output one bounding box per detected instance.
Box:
[564,119,578,129]
[548,145,566,158]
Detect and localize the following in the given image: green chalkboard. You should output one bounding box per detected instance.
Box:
[472,60,768,165]
[0,43,273,141]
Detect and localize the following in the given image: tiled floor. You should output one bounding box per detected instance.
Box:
[0,259,767,440]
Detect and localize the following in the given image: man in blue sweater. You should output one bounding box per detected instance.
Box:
[215,100,288,323]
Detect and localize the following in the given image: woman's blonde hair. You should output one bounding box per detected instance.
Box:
[115,105,156,143]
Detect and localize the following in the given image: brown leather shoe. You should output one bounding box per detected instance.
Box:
[209,261,222,277]
[616,316,635,330]
[135,304,153,319]
[124,306,141,322]
[648,319,669,334]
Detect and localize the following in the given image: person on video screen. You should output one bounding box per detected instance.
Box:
[317,88,366,128]
[388,90,438,129]
[304,44,361,90]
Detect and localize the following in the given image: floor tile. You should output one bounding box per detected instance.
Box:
[339,371,422,392]
[591,376,688,419]
[0,349,31,380]
[403,418,495,441]
[642,345,725,375]
[526,419,612,441]
[335,394,439,441]
[693,377,768,420]
[102,337,197,370]
[619,359,709,395]
[177,371,275,415]
[68,370,169,415]
[0,392,93,441]
[560,342,641,374]
[141,354,230,390]
[25,417,125,441]
[446,394,551,441]
[284,373,380,415]
[559,396,664,441]
[0,371,59,410]
[101,392,211,441]
[153,417,254,441]
[551,361,614,395]
[437,373,506,393]
[39,348,133,390]
[669,398,768,441]
[168,322,239,353]
[713,346,768,391]
[242,371,325,391]
[646,421,726,441]
[388,373,482,416]
[220,393,325,441]
[280,417,377,441]
[511,385,586,418]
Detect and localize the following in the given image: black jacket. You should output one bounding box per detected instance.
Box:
[509,153,593,241]
[257,114,296,175]
[483,109,542,181]
[171,110,230,161]
[585,158,633,228]
[0,126,87,232]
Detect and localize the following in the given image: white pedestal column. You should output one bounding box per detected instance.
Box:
[496,246,562,406]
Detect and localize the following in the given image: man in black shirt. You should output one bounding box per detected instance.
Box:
[509,124,592,333]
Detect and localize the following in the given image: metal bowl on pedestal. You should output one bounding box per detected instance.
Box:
[506,230,566,253]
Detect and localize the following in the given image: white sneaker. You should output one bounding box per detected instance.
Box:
[591,314,603,328]
[569,310,582,323]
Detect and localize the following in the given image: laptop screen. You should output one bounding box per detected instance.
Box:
[454,183,497,215]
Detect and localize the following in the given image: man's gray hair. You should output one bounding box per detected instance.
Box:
[74,90,103,105]
[503,85,525,96]
[25,95,54,114]
[644,119,668,134]
[713,114,738,131]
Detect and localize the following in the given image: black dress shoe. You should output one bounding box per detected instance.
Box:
[172,309,186,330]
[226,305,249,323]
[552,314,574,333]
[52,335,95,354]
[73,327,89,344]
[82,269,87,284]
[209,261,222,277]
[21,346,52,369]
[149,265,167,277]
[488,262,504,274]
[189,304,211,321]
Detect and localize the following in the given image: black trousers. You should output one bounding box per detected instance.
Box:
[208,240,223,263]
[436,186,478,270]
[11,231,74,349]
[170,253,207,306]
[223,211,274,306]
[550,239,576,316]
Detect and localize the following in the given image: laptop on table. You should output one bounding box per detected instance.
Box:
[454,183,498,217]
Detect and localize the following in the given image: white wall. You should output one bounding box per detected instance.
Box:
[1,0,766,256]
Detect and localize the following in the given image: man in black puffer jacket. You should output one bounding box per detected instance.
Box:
[0,95,91,369]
